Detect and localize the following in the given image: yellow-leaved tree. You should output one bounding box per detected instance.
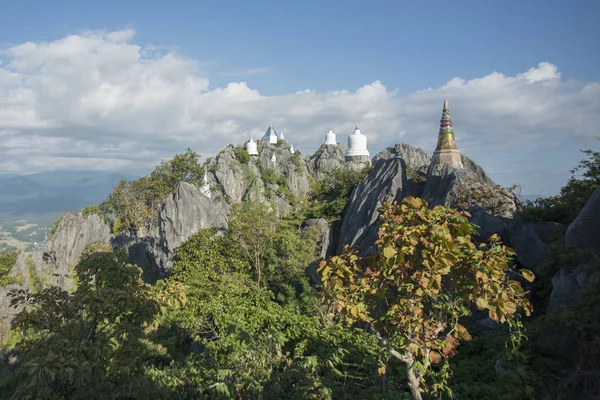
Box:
[318,197,534,399]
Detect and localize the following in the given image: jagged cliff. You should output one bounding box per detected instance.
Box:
[2,138,592,343]
[0,213,112,341]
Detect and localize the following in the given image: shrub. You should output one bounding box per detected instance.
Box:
[233,146,251,164]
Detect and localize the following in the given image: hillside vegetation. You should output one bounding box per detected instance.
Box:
[0,141,598,399]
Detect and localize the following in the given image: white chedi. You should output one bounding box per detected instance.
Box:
[279,131,285,141]
[345,125,370,157]
[246,137,258,155]
[199,169,211,199]
[271,154,277,163]
[263,124,278,144]
[290,144,295,153]
[325,129,337,145]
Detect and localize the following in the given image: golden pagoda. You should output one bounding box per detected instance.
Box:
[431,99,463,168]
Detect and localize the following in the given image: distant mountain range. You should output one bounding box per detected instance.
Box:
[0,171,138,224]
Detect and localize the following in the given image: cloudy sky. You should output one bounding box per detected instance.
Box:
[0,0,599,196]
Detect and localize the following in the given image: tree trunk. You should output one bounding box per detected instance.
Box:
[406,365,423,400]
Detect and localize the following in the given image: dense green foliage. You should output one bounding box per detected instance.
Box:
[7,140,600,398]
[233,145,251,164]
[99,148,204,235]
[515,141,599,223]
[307,167,371,221]
[0,251,18,287]
[2,244,185,399]
[510,139,600,398]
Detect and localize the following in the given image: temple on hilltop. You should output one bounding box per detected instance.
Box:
[246,137,259,155]
[345,125,371,162]
[324,129,337,145]
[431,99,463,169]
[263,124,278,144]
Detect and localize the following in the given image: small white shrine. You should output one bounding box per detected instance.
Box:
[246,137,259,155]
[345,125,370,158]
[325,129,337,145]
[199,169,211,199]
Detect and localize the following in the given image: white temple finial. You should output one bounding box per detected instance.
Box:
[279,131,285,140]
[290,144,295,153]
[246,135,259,155]
[325,129,337,145]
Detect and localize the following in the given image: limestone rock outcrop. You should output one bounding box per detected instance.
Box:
[547,260,599,316]
[208,143,311,217]
[423,154,517,217]
[307,143,348,179]
[338,157,410,254]
[565,186,600,259]
[42,213,112,287]
[1,212,112,341]
[337,144,430,255]
[303,218,336,260]
[372,143,430,172]
[154,182,230,274]
[303,218,338,285]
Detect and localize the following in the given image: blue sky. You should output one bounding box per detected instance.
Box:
[0,0,599,195]
[3,0,598,94]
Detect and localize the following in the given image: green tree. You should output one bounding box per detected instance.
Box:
[166,228,408,399]
[0,251,19,287]
[5,244,185,399]
[516,140,599,224]
[233,145,251,164]
[101,177,164,236]
[318,197,534,399]
[149,148,204,197]
[308,167,371,221]
[229,202,278,287]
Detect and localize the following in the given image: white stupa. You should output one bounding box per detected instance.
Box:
[271,154,277,163]
[325,129,337,145]
[246,137,258,155]
[279,131,285,141]
[290,144,295,153]
[263,124,278,144]
[199,169,211,199]
[345,125,370,158]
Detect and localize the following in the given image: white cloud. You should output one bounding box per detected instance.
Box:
[0,30,599,195]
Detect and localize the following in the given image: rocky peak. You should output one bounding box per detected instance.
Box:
[422,154,517,217]
[207,142,311,217]
[1,212,112,341]
[372,143,430,172]
[154,182,230,274]
[307,143,348,179]
[42,212,112,284]
[338,143,428,254]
